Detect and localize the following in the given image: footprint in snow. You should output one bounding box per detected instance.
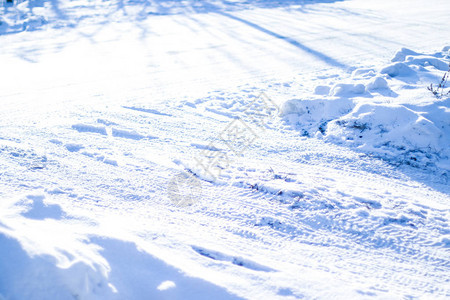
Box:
[191,245,275,272]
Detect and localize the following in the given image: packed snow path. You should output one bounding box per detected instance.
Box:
[0,0,449,299]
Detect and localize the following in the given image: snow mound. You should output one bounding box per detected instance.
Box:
[0,194,114,299]
[330,83,365,97]
[282,47,450,172]
[380,62,416,77]
[326,102,449,169]
[280,98,354,135]
[0,194,237,299]
[314,85,331,95]
[365,76,389,91]
[391,47,420,62]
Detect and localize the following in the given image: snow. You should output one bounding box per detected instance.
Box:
[0,194,241,299]
[1,0,450,299]
[282,47,450,172]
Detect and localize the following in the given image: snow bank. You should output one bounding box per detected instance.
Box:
[326,102,449,169]
[280,98,354,136]
[0,194,114,299]
[282,47,450,172]
[0,194,238,299]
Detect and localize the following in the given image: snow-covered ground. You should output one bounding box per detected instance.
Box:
[1,0,449,299]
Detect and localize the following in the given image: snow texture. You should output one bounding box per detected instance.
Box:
[1,0,449,299]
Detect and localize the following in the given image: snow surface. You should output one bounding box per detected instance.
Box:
[1,0,450,299]
[282,47,450,171]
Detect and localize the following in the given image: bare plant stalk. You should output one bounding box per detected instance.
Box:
[428,63,450,98]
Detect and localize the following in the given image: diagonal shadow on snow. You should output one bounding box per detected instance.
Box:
[215,11,349,70]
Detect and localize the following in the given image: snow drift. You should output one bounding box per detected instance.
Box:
[0,194,237,299]
[281,47,450,173]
